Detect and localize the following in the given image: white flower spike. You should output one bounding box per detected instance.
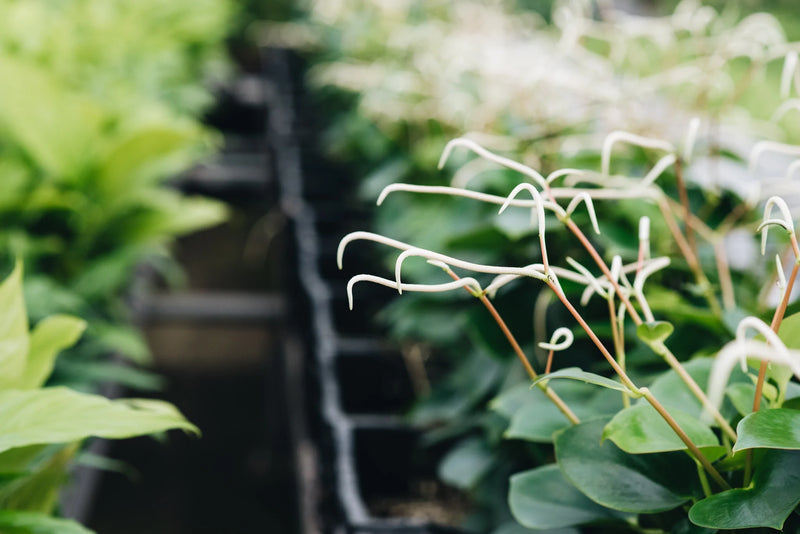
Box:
[347,274,483,310]
[539,327,575,351]
[601,130,675,176]
[439,138,548,190]
[758,196,796,255]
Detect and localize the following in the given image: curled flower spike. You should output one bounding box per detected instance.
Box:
[777,254,788,290]
[782,51,799,98]
[633,257,671,323]
[539,327,574,351]
[639,216,651,261]
[338,231,415,269]
[347,274,483,310]
[758,196,796,255]
[565,257,609,305]
[735,316,790,373]
[377,183,562,214]
[683,117,701,163]
[546,168,586,185]
[601,130,675,176]
[705,338,800,422]
[393,247,549,292]
[439,137,548,190]
[499,183,552,272]
[565,192,601,234]
[641,154,677,187]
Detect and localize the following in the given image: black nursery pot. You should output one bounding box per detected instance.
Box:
[265,48,472,534]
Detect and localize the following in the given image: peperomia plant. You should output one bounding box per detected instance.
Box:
[339,117,800,531]
[0,261,197,534]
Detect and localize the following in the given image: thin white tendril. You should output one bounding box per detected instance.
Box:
[338,231,415,269]
[705,338,800,423]
[449,157,498,189]
[641,154,678,187]
[539,327,575,351]
[777,254,788,290]
[786,159,800,182]
[735,316,790,372]
[377,183,562,214]
[499,183,554,272]
[347,274,483,310]
[393,247,549,294]
[683,117,701,163]
[439,138,548,190]
[639,216,651,261]
[782,51,799,98]
[565,192,601,234]
[633,257,672,323]
[565,257,609,304]
[546,168,586,185]
[759,196,796,255]
[601,130,675,176]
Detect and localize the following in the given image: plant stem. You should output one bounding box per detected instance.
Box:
[444,269,581,425]
[674,158,699,259]
[746,238,800,485]
[713,240,736,310]
[650,341,737,442]
[695,457,713,498]
[656,196,722,316]
[562,200,730,435]
[608,296,630,408]
[548,280,729,488]
[564,218,643,324]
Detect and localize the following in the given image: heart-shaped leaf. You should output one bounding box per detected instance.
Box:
[556,418,698,513]
[509,464,624,529]
[733,408,800,452]
[503,382,622,443]
[603,403,721,454]
[636,321,674,344]
[689,449,800,530]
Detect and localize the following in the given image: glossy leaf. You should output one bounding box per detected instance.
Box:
[17,315,86,390]
[438,437,494,490]
[0,444,77,513]
[531,368,635,396]
[556,418,697,513]
[0,387,198,454]
[509,465,622,529]
[492,522,579,534]
[689,450,800,530]
[636,321,674,344]
[503,382,622,443]
[603,404,720,454]
[0,510,94,534]
[733,408,800,452]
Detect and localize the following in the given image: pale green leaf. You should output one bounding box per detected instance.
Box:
[17,316,86,390]
[0,509,94,534]
[0,262,30,389]
[531,368,635,396]
[733,408,800,452]
[636,321,674,344]
[0,387,198,453]
[603,404,720,454]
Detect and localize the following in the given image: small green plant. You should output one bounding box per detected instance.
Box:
[339,123,800,531]
[0,262,196,534]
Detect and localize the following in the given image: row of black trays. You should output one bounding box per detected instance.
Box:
[265,48,471,534]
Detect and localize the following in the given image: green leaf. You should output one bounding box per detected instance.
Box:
[726,382,762,417]
[689,449,800,530]
[0,509,94,534]
[603,404,720,454]
[0,444,78,513]
[636,321,674,344]
[503,382,622,443]
[733,408,800,452]
[17,316,86,390]
[555,418,697,513]
[438,437,494,490]
[509,465,623,529]
[0,261,30,389]
[778,311,800,349]
[531,368,636,396]
[0,387,198,453]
